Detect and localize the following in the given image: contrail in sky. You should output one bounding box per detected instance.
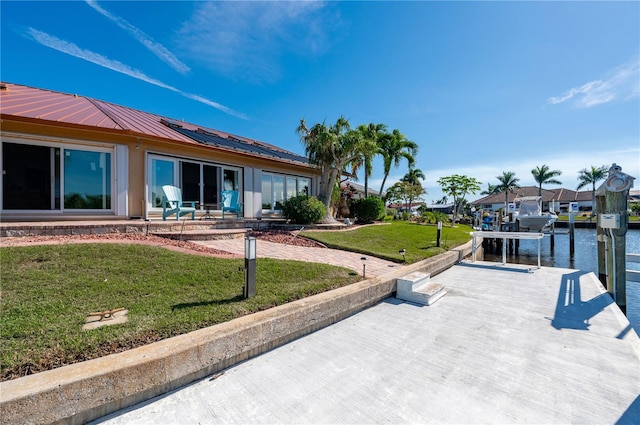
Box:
[85,0,190,75]
[24,27,247,120]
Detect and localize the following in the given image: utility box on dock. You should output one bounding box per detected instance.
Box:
[599,213,620,229]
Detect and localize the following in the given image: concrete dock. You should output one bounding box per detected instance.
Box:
[93,262,640,425]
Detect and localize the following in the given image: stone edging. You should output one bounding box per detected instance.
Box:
[0,241,477,425]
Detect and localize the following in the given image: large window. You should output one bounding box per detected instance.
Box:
[148,154,240,211]
[64,150,111,209]
[2,142,112,211]
[261,172,312,211]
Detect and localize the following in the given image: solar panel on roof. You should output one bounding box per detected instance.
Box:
[164,123,308,164]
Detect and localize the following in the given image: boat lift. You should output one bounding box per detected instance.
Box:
[471,231,545,268]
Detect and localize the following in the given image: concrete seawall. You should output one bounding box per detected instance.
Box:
[0,242,476,425]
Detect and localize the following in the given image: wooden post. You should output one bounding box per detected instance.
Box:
[550,222,555,252]
[605,191,629,315]
[515,219,520,255]
[599,163,635,315]
[569,211,575,256]
[596,194,607,286]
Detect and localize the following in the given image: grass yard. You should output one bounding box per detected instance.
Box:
[0,243,359,381]
[301,221,473,263]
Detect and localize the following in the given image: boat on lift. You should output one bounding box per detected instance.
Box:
[515,196,557,232]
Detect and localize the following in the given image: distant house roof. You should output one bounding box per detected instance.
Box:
[0,82,309,166]
[471,186,592,205]
[340,180,380,197]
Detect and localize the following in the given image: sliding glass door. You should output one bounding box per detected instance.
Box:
[148,154,240,211]
[2,142,112,211]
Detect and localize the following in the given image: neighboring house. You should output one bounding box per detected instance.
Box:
[0,82,318,221]
[387,201,425,216]
[423,203,455,214]
[470,186,593,213]
[340,180,380,200]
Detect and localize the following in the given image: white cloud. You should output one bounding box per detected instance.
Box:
[176,1,335,83]
[547,56,640,108]
[25,28,246,119]
[85,0,190,74]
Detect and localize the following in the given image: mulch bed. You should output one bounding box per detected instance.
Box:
[0,230,325,255]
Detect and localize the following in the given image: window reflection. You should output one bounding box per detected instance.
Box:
[261,174,272,209]
[152,159,174,207]
[261,173,311,211]
[64,150,111,209]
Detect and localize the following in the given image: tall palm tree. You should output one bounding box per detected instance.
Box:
[401,167,426,186]
[496,171,520,212]
[576,165,608,213]
[378,129,418,195]
[296,116,366,222]
[352,123,387,197]
[531,165,562,196]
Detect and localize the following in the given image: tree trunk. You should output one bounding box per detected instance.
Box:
[379,174,388,197]
[318,169,339,223]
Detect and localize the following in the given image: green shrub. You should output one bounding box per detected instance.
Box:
[420,211,450,225]
[282,195,326,224]
[351,196,385,224]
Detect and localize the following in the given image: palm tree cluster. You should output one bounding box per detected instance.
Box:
[297,117,418,222]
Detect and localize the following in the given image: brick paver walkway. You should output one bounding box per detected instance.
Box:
[193,239,401,277]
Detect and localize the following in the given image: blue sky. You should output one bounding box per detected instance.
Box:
[2,1,639,203]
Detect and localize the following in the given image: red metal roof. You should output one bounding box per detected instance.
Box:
[0,83,118,128]
[0,82,307,164]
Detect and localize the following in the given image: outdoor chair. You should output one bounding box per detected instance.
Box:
[161,185,196,221]
[221,190,243,219]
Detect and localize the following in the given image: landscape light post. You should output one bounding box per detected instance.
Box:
[437,221,442,247]
[244,236,257,298]
[361,257,367,280]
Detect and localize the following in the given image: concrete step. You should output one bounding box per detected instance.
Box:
[152,228,251,241]
[396,271,446,306]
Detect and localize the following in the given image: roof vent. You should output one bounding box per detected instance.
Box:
[0,83,7,91]
[160,118,183,128]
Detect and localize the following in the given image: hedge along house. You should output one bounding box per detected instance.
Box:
[0,83,317,222]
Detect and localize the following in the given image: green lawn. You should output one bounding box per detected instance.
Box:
[301,221,473,264]
[0,244,359,381]
[1,221,473,380]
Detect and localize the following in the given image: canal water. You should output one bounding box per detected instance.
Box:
[483,228,640,333]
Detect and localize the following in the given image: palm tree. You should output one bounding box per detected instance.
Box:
[296,116,367,222]
[480,183,500,196]
[531,165,562,196]
[352,123,387,197]
[576,165,608,213]
[401,167,426,186]
[378,129,418,195]
[496,171,520,212]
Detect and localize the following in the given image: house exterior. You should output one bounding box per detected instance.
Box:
[470,186,593,213]
[0,82,318,221]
